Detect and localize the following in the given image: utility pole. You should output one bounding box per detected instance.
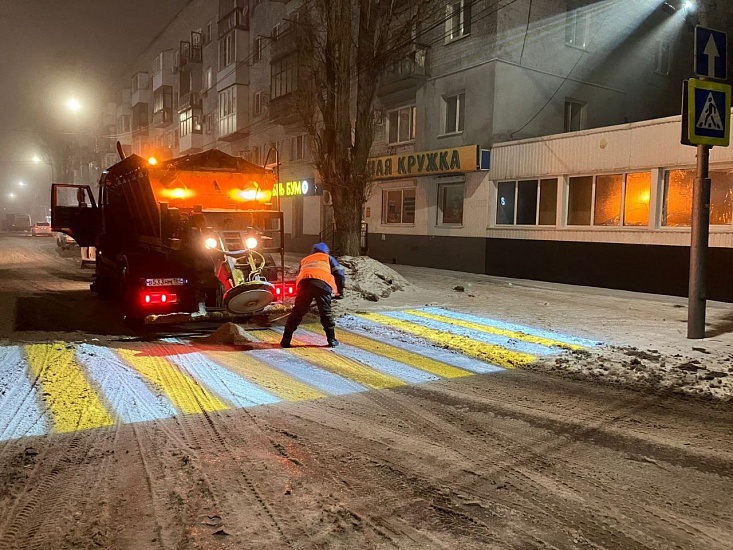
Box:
[687,0,721,339]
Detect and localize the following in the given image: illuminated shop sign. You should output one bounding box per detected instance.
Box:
[272,178,321,197]
[367,145,488,180]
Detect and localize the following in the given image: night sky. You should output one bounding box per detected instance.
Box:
[0,0,190,207]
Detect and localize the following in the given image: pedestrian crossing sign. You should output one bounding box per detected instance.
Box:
[684,78,731,146]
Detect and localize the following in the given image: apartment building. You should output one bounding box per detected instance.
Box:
[106,0,731,299]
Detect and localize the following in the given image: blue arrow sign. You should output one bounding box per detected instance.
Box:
[695,26,727,80]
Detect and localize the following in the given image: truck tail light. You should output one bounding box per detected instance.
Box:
[141,292,178,305]
[272,283,296,300]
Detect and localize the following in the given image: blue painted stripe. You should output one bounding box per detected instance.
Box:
[337,316,504,374]
[75,344,177,424]
[378,311,557,356]
[421,307,601,347]
[280,328,440,385]
[0,346,49,441]
[162,346,281,408]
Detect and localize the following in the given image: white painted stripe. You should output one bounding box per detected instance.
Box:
[422,307,600,347]
[0,346,49,441]
[278,327,440,384]
[338,316,504,374]
[75,344,177,424]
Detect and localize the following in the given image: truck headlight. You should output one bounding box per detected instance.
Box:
[245,237,258,249]
[204,237,218,249]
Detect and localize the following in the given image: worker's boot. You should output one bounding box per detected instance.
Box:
[280,328,294,348]
[325,328,339,348]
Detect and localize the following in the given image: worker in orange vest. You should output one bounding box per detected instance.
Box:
[281,242,345,348]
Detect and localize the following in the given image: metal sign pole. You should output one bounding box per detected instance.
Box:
[687,144,711,339]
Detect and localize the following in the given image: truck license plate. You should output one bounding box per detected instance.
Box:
[144,278,187,287]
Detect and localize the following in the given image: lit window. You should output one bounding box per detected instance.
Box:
[219,32,235,69]
[663,169,733,226]
[443,93,465,134]
[387,106,416,145]
[218,86,237,137]
[438,182,464,225]
[496,179,557,225]
[382,188,416,224]
[254,91,263,116]
[564,99,585,132]
[565,7,588,49]
[567,172,651,226]
[445,0,471,41]
[253,37,264,64]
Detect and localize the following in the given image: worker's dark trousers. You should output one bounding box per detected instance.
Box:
[283,281,334,338]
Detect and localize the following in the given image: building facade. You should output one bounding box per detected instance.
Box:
[105,0,733,300]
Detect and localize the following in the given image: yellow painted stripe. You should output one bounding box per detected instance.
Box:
[25,343,114,433]
[203,350,326,402]
[303,323,473,379]
[116,349,228,415]
[358,313,535,369]
[254,330,405,390]
[404,309,582,350]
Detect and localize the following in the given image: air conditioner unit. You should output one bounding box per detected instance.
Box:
[323,190,333,206]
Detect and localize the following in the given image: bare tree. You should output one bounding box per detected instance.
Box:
[296,0,433,256]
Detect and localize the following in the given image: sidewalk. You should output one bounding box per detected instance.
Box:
[286,253,733,402]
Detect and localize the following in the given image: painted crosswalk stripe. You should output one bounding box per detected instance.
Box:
[252,330,405,390]
[405,309,585,351]
[302,324,483,380]
[378,311,557,356]
[75,344,177,424]
[422,307,599,348]
[356,313,535,368]
[338,316,504,374]
[115,348,228,415]
[293,326,442,384]
[200,349,327,402]
[0,346,49,441]
[154,343,281,408]
[25,343,115,433]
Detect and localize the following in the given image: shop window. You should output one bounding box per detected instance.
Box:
[496,179,558,225]
[568,172,651,226]
[382,188,416,224]
[663,169,733,226]
[438,182,464,225]
[387,106,416,145]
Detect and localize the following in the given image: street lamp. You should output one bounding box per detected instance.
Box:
[67,98,81,112]
[32,155,42,163]
[8,193,15,199]
[18,181,25,187]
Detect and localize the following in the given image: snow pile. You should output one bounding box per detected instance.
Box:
[199,322,258,345]
[337,256,413,302]
[527,345,733,401]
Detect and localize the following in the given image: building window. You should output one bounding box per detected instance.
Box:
[153,86,172,114]
[153,53,164,73]
[253,36,264,63]
[438,182,464,225]
[565,7,588,49]
[203,22,212,45]
[443,93,465,134]
[117,115,131,134]
[382,188,416,224]
[567,172,651,226]
[272,23,281,40]
[271,54,298,99]
[564,99,585,132]
[445,1,471,41]
[290,134,305,161]
[218,86,237,137]
[179,108,202,137]
[219,32,235,69]
[253,91,263,116]
[663,169,733,226]
[206,113,214,135]
[656,41,672,75]
[204,67,213,93]
[387,106,416,145]
[496,179,558,225]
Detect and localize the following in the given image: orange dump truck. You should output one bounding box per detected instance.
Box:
[52,147,295,326]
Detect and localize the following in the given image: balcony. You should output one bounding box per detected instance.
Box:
[152,109,173,128]
[179,33,203,67]
[377,47,428,98]
[178,131,203,153]
[218,6,248,38]
[268,94,300,125]
[270,24,299,60]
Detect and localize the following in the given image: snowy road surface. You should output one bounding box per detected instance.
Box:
[0,234,732,549]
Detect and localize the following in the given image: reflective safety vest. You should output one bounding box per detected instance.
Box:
[296,252,337,291]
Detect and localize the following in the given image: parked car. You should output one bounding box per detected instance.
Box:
[31,222,53,237]
[55,231,77,249]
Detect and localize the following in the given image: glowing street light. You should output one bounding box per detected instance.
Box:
[683,1,696,10]
[32,155,42,163]
[67,98,81,112]
[8,193,15,199]
[18,181,25,187]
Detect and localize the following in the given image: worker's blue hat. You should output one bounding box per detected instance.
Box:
[312,242,330,254]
